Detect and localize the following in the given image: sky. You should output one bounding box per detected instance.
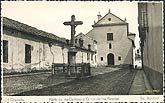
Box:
[2,1,140,48]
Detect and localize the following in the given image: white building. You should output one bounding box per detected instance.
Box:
[86,10,135,66]
[2,17,96,74]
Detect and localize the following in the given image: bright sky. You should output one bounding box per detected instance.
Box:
[2,1,140,48]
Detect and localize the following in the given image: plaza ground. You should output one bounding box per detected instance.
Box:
[3,67,153,96]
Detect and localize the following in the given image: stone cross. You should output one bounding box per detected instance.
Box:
[63,15,83,47]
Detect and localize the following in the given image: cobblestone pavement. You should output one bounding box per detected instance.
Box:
[3,73,73,96]
[3,67,119,96]
[91,66,120,76]
[14,68,137,95]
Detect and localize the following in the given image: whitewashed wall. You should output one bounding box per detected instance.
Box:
[87,25,133,66]
[2,28,94,73]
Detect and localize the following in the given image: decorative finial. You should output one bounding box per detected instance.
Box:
[109,9,111,13]
[124,17,127,22]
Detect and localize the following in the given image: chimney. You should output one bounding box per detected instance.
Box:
[97,12,102,21]
[94,20,96,24]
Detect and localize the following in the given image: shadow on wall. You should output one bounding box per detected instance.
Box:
[123,46,133,65]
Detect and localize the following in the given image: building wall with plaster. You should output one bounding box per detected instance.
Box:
[87,11,135,66]
[2,17,94,73]
[138,2,163,94]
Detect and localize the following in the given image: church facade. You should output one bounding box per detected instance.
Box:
[86,10,135,66]
[2,17,96,74]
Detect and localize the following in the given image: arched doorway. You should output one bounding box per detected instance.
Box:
[107,53,114,65]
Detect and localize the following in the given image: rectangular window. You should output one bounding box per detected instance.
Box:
[109,43,112,49]
[25,44,31,63]
[118,56,121,61]
[101,57,103,61]
[107,33,113,41]
[3,40,8,63]
[87,53,90,61]
[91,54,93,61]
[75,38,77,44]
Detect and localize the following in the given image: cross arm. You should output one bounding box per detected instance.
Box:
[63,22,71,25]
[74,21,83,25]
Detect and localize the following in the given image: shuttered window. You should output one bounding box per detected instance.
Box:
[25,44,31,63]
[3,40,8,63]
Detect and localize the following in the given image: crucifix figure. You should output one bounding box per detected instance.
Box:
[63,15,83,75]
[63,15,83,47]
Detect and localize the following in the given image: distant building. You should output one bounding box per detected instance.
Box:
[138,2,163,94]
[135,48,142,68]
[86,10,135,66]
[2,17,96,74]
[75,33,97,67]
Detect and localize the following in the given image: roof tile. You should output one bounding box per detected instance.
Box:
[3,17,66,43]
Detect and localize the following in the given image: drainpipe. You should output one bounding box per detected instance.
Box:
[12,36,13,70]
[62,45,64,64]
[39,43,41,70]
[48,42,55,75]
[48,42,54,63]
[82,51,83,63]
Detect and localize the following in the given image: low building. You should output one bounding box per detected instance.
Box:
[138,2,163,94]
[75,33,97,67]
[2,17,96,74]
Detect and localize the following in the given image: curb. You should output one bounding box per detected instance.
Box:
[3,72,52,78]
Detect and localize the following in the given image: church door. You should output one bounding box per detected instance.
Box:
[107,53,114,65]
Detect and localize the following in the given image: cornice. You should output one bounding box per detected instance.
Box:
[92,23,127,27]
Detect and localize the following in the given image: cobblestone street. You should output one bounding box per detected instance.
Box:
[3,67,120,96]
[12,68,137,96]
